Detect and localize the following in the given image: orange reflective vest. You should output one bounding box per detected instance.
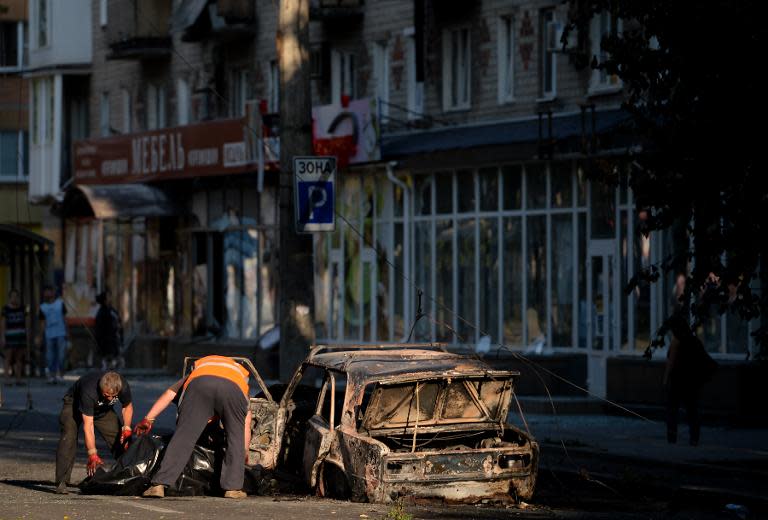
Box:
[183,355,249,398]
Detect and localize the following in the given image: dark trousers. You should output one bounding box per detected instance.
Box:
[152,376,248,491]
[666,382,701,445]
[55,396,122,486]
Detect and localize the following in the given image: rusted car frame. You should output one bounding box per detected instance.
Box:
[280,344,539,503]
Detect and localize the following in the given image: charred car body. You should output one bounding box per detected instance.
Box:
[280,344,539,503]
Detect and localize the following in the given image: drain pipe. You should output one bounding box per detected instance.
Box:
[386,160,411,341]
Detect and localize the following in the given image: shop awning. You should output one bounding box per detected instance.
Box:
[0,224,53,247]
[170,0,209,33]
[381,108,634,158]
[62,184,180,219]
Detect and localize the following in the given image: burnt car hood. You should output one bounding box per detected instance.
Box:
[361,376,515,434]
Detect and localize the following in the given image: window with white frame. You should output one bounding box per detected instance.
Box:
[31,77,53,145]
[331,50,356,104]
[99,91,110,137]
[146,83,166,130]
[99,0,108,27]
[442,27,471,110]
[405,31,423,119]
[122,88,132,133]
[0,21,24,70]
[539,8,556,99]
[589,11,622,91]
[373,41,389,121]
[176,79,189,125]
[0,131,27,179]
[314,163,592,348]
[36,0,49,48]
[497,15,515,104]
[268,60,279,113]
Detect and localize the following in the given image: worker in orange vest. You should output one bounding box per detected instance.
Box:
[134,355,252,499]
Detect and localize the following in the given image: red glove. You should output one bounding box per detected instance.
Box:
[120,427,132,450]
[133,417,154,436]
[87,453,104,477]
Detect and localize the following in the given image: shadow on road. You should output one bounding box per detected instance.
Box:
[1,479,63,494]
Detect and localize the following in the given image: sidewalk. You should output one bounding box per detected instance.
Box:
[515,411,768,512]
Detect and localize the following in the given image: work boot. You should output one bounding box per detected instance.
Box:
[143,484,165,498]
[224,490,247,499]
[54,483,69,495]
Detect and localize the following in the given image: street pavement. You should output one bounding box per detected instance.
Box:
[1,374,765,519]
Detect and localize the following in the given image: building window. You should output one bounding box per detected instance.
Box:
[0,131,27,179]
[0,21,24,70]
[497,16,515,104]
[99,0,108,27]
[121,88,132,133]
[315,163,590,349]
[229,69,247,118]
[176,79,189,126]
[146,83,166,130]
[32,78,53,145]
[373,41,389,122]
[590,11,622,92]
[268,60,279,113]
[100,91,110,137]
[36,0,49,48]
[442,27,471,111]
[539,8,556,99]
[406,31,423,120]
[331,50,356,104]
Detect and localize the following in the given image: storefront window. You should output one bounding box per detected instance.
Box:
[478,218,499,342]
[457,218,476,342]
[526,215,547,347]
[503,217,523,346]
[551,214,574,346]
[313,160,605,356]
[435,219,454,341]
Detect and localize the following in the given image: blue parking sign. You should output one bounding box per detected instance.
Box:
[293,156,336,232]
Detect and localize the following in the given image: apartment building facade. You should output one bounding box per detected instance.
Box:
[33,1,759,410]
[0,0,48,332]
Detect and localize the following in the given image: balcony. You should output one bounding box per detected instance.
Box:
[105,0,172,60]
[171,0,256,43]
[310,0,364,22]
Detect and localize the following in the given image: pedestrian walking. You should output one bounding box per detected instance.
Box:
[664,313,718,446]
[135,355,252,499]
[1,289,30,385]
[94,290,122,370]
[36,286,69,384]
[54,371,134,494]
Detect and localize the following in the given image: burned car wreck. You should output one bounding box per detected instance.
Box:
[281,344,539,503]
[82,347,537,504]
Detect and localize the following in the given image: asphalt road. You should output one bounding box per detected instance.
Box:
[0,378,745,519]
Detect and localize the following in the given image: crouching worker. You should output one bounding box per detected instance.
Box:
[55,371,133,494]
[135,355,252,499]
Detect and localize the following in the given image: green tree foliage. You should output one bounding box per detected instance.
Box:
[565,1,765,356]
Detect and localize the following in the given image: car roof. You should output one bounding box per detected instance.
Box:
[305,345,520,384]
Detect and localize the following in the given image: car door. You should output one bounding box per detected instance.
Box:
[303,372,338,488]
